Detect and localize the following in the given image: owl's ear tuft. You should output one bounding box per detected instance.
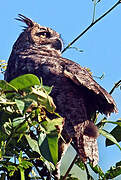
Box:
[15,14,34,27]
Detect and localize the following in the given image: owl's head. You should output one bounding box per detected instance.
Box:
[15,14,63,56]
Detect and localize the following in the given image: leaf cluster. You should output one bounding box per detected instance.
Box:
[0,74,63,179]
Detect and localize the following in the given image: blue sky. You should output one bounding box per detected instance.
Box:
[0,0,121,178]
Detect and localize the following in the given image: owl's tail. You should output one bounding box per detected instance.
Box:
[73,120,99,166]
[53,120,99,179]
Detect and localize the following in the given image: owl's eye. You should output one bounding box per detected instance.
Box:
[35,31,51,38]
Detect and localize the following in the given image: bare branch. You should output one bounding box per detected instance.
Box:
[62,1,121,53]
[109,80,121,94]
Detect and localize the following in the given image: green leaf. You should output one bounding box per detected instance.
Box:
[39,134,58,165]
[25,134,40,154]
[100,119,121,127]
[43,85,53,95]
[24,93,38,103]
[39,136,53,164]
[39,117,63,162]
[38,132,47,146]
[41,118,63,133]
[9,74,40,90]
[15,93,38,115]
[15,121,28,134]
[12,117,25,128]
[0,80,17,92]
[47,134,58,165]
[15,99,25,115]
[106,125,121,146]
[4,165,17,172]
[99,129,121,150]
[21,160,33,169]
[6,117,28,138]
[104,161,121,179]
[89,163,104,178]
[32,87,56,113]
[40,95,56,113]
[116,161,121,167]
[15,98,33,115]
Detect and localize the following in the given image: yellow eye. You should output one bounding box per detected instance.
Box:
[40,32,46,37]
[35,31,51,38]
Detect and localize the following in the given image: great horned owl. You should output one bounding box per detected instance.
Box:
[5,14,117,178]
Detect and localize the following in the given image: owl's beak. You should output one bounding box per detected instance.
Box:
[51,38,63,51]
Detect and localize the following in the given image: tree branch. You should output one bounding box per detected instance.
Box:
[109,80,121,94]
[62,0,121,53]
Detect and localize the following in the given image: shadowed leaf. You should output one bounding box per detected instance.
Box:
[25,134,40,154]
[106,125,121,146]
[47,134,58,165]
[104,161,121,179]
[99,129,121,150]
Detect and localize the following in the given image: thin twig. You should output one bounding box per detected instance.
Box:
[92,0,97,23]
[62,154,78,180]
[93,72,105,80]
[62,0,121,53]
[4,90,17,94]
[109,80,121,94]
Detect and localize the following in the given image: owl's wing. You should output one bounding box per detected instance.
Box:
[62,59,118,115]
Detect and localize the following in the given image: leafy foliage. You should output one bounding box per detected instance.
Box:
[0,74,63,179]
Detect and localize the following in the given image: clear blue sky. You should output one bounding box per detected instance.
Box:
[0,0,121,179]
